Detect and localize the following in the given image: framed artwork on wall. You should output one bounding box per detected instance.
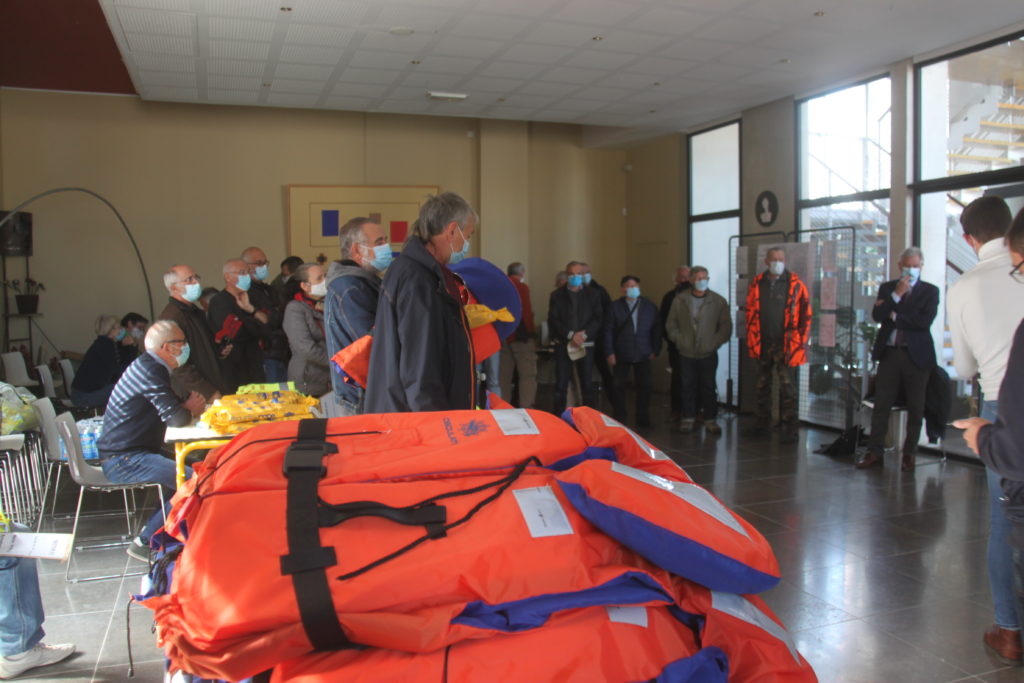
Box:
[286,185,439,263]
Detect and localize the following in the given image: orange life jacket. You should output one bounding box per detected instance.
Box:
[744,270,812,367]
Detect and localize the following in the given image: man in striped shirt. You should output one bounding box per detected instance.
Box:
[97,320,206,561]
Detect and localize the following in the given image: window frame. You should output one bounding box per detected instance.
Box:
[687,119,742,260]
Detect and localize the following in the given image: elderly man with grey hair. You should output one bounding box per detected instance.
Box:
[159,264,229,400]
[365,191,479,413]
[856,246,939,472]
[324,216,390,414]
[97,321,206,561]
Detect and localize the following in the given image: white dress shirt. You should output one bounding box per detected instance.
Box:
[946,239,1024,396]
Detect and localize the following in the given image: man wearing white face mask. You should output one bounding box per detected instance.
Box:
[159,264,229,400]
[242,246,290,383]
[603,275,661,427]
[857,247,939,472]
[325,217,391,414]
[365,191,479,413]
[209,259,270,391]
[284,263,331,397]
[97,320,205,561]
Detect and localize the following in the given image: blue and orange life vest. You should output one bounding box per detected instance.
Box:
[745,270,812,367]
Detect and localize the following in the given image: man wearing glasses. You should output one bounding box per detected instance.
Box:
[97,320,206,562]
[160,264,229,400]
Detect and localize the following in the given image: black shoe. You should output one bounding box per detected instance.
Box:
[780,429,798,445]
[126,537,150,563]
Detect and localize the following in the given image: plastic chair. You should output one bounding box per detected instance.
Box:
[58,358,75,397]
[55,412,165,583]
[1,352,38,387]
[34,365,73,409]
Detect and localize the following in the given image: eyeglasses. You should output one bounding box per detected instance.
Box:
[1011,259,1024,284]
[166,338,187,346]
[181,274,201,284]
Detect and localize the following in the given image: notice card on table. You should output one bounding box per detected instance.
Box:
[0,532,73,561]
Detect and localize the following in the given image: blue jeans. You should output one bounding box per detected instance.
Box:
[0,524,45,656]
[478,355,501,398]
[263,359,288,384]
[101,452,191,544]
[983,400,1020,630]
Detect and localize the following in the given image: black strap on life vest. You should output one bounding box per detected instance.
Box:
[318,499,448,539]
[279,419,349,652]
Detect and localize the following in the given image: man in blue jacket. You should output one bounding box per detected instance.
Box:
[603,275,661,427]
[325,217,390,415]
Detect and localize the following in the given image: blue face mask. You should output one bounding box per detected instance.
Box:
[625,286,640,299]
[567,274,584,288]
[694,279,710,292]
[175,343,191,367]
[253,264,269,281]
[235,273,252,292]
[114,328,127,342]
[449,226,471,265]
[901,266,921,283]
[583,273,592,285]
[367,244,393,271]
[183,282,202,302]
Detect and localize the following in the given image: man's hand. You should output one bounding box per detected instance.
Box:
[235,291,255,313]
[184,391,206,417]
[210,392,222,401]
[571,331,586,348]
[953,417,990,455]
[120,336,135,346]
[894,275,911,297]
[219,343,233,359]
[254,311,269,324]
[607,354,616,367]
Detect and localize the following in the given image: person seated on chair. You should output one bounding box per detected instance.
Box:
[118,312,149,366]
[69,315,134,408]
[96,320,205,562]
[0,522,76,679]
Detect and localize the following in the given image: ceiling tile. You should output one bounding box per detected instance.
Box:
[376,99,433,114]
[687,62,754,82]
[289,1,371,26]
[498,43,574,64]
[383,86,431,101]
[137,69,196,87]
[279,45,345,65]
[430,102,488,116]
[143,85,199,99]
[625,56,698,76]
[373,6,455,32]
[470,0,560,17]
[535,110,585,122]
[547,98,607,112]
[575,113,632,126]
[571,85,635,101]
[207,89,261,103]
[339,67,404,85]
[128,54,196,72]
[626,7,716,36]
[484,105,541,119]
[718,44,793,68]
[208,40,270,60]
[270,78,327,94]
[450,14,533,41]
[125,33,197,56]
[599,101,651,115]
[515,81,573,96]
[399,71,464,87]
[551,0,640,26]
[478,61,546,79]
[207,59,264,76]
[331,82,390,97]
[658,38,736,61]
[273,63,335,80]
[358,31,436,53]
[284,23,354,47]
[460,75,523,93]
[564,50,638,70]
[349,50,417,70]
[207,18,275,42]
[266,93,321,107]
[204,0,281,20]
[735,68,801,86]
[696,15,784,43]
[325,96,375,110]
[738,0,845,24]
[207,74,263,90]
[116,7,196,37]
[660,0,756,11]
[431,37,505,59]
[520,22,606,48]
[538,65,605,85]
[418,55,483,74]
[497,93,557,108]
[113,0,190,10]
[589,30,675,55]
[596,71,664,89]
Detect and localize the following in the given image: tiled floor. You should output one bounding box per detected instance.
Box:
[22,403,1024,682]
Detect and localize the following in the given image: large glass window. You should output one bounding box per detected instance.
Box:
[689,122,740,405]
[800,78,891,200]
[919,33,1024,181]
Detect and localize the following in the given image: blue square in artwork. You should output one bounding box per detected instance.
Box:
[321,210,340,237]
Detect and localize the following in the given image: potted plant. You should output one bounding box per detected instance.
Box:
[5,278,45,314]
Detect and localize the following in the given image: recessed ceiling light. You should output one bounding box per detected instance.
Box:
[427,91,468,102]
[778,58,791,64]
[653,82,661,87]
[279,6,292,11]
[497,97,507,102]
[410,59,421,65]
[390,26,415,36]
[262,82,271,87]
[813,10,825,16]
[591,35,604,41]
[648,109,656,114]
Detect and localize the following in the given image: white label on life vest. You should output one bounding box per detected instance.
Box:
[491,409,540,436]
[606,605,648,627]
[513,486,574,538]
[610,462,749,539]
[711,591,801,664]
[599,414,671,461]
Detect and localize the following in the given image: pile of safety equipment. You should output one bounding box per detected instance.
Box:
[198,386,320,435]
[136,404,816,682]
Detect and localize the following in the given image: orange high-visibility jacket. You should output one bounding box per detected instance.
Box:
[745,270,812,367]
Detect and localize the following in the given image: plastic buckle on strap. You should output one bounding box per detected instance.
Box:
[282,440,338,477]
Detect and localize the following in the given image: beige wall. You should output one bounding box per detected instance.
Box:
[741,97,795,238]
[0,89,626,356]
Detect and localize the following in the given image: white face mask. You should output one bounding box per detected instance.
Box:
[310,280,328,298]
[768,261,785,276]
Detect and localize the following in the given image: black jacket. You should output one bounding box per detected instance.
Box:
[325,260,382,405]
[249,280,289,364]
[547,286,603,347]
[363,238,476,413]
[208,289,267,391]
[602,296,662,363]
[160,297,229,399]
[871,279,939,369]
[978,319,1024,549]
[72,336,130,393]
[659,282,692,354]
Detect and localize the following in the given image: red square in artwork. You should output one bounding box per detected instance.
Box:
[390,221,408,243]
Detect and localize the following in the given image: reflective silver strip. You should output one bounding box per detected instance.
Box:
[599,413,672,461]
[711,591,802,665]
[610,462,749,539]
[606,605,649,627]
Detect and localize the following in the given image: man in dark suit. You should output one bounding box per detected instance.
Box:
[604,275,662,426]
[857,247,939,472]
[548,261,603,416]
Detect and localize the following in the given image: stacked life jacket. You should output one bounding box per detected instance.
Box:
[744,270,812,367]
[137,407,817,682]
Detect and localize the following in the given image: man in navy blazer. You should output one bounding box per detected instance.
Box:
[603,275,662,426]
[857,247,939,472]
